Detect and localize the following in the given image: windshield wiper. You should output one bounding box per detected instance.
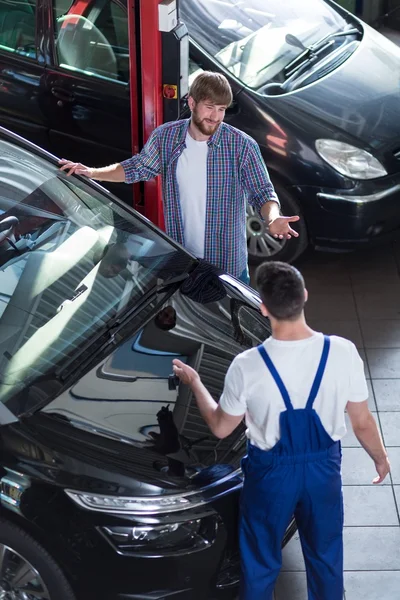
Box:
[284,28,360,78]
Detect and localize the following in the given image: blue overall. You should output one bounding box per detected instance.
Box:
[239,336,344,600]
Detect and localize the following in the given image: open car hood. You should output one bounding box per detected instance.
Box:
[35,266,269,492]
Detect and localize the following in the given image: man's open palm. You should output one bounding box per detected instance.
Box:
[269,215,300,240]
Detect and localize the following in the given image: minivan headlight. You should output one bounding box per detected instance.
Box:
[316,140,387,179]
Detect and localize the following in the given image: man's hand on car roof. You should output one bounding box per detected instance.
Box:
[59,159,94,178]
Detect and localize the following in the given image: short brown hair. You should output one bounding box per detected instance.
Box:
[189,71,233,106]
[255,261,306,321]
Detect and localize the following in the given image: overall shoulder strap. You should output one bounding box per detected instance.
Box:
[306,335,331,410]
[257,345,293,411]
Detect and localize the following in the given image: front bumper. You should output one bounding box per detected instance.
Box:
[294,174,400,251]
[72,491,242,600]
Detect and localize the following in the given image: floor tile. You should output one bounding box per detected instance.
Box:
[394,486,400,516]
[358,349,371,379]
[307,319,363,348]
[275,572,307,600]
[350,268,400,286]
[281,533,305,571]
[372,379,400,411]
[354,286,400,320]
[348,253,400,284]
[360,320,400,348]
[305,293,357,320]
[343,486,399,526]
[343,527,400,570]
[342,412,379,448]
[341,448,391,485]
[366,349,400,378]
[388,448,400,484]
[344,571,400,600]
[379,412,400,447]
[298,254,350,277]
[366,379,377,410]
[303,278,353,294]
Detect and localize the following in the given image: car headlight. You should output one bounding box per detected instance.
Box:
[98,520,215,556]
[65,469,242,515]
[65,489,204,514]
[316,140,387,180]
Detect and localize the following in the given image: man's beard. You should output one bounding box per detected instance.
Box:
[192,108,221,136]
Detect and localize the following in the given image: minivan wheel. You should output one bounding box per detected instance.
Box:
[247,184,308,265]
[0,519,76,600]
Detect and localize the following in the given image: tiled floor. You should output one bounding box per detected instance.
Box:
[269,242,400,600]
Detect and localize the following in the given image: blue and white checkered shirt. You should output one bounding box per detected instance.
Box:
[121,119,279,278]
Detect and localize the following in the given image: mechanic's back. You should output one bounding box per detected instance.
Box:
[173,260,390,600]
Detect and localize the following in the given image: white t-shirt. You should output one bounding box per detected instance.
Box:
[176,133,208,258]
[219,332,368,450]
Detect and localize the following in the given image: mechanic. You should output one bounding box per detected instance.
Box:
[59,71,300,284]
[172,260,390,600]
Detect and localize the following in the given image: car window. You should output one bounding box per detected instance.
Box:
[0,0,36,59]
[0,137,195,409]
[181,0,354,89]
[52,0,129,83]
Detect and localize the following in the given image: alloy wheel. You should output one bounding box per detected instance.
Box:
[246,204,286,259]
[0,544,50,600]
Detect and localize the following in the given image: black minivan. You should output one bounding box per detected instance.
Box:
[0,0,400,265]
[0,126,296,599]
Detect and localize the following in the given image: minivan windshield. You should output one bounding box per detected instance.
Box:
[181,0,353,89]
[0,138,195,408]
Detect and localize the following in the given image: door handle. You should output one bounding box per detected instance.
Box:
[51,86,75,106]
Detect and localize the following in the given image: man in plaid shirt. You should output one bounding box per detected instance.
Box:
[60,72,300,283]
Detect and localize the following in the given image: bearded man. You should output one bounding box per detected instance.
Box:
[60,72,299,284]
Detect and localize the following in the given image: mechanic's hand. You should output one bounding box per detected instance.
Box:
[268,215,300,240]
[373,456,391,484]
[173,359,200,386]
[59,159,94,178]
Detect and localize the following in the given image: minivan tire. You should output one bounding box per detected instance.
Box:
[247,183,308,265]
[0,518,76,600]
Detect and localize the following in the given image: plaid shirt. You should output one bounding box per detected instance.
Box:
[121,119,278,278]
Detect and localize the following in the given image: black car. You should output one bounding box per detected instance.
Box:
[0,126,296,600]
[1,0,400,266]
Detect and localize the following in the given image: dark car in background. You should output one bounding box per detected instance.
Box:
[0,126,296,599]
[0,0,400,265]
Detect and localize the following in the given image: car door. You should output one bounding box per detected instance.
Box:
[0,0,50,147]
[42,0,134,203]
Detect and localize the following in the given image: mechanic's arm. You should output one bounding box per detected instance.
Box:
[242,139,300,240]
[59,128,161,183]
[347,400,390,483]
[172,360,244,439]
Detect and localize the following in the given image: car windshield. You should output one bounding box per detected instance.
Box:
[181,0,352,89]
[0,138,195,408]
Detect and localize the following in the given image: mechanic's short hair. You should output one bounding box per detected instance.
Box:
[189,71,233,107]
[255,261,306,321]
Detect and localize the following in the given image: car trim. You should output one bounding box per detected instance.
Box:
[317,184,400,204]
[65,468,243,515]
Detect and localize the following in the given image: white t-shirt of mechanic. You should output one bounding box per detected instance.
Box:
[176,132,208,259]
[219,332,368,450]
